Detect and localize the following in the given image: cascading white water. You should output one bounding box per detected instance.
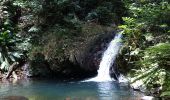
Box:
[85,33,123,82]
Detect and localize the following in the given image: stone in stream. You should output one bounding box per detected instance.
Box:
[1,96,28,100]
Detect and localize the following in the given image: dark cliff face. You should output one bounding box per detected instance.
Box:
[29,24,115,79]
[72,32,116,71]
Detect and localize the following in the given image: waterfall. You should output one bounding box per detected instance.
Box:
[85,33,123,82]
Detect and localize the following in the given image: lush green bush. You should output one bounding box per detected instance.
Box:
[119,0,170,98]
[0,0,30,71]
[131,43,170,96]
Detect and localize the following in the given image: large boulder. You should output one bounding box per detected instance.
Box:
[28,23,116,79]
[25,53,52,78]
[70,31,116,71]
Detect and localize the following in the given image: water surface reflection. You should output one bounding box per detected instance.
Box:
[0,80,142,100]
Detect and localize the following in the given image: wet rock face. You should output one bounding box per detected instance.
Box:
[26,30,116,79]
[110,64,120,80]
[48,31,117,79]
[26,53,97,80]
[72,32,116,71]
[24,53,52,78]
[1,96,28,100]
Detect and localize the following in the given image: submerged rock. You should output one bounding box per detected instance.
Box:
[1,96,28,100]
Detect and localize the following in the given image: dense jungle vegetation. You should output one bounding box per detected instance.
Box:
[0,0,170,99]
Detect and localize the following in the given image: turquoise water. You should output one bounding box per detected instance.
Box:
[0,80,142,100]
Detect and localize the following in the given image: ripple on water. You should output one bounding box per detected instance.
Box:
[0,80,143,100]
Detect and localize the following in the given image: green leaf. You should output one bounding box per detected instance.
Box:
[0,52,4,63]
[161,91,170,97]
[0,61,6,70]
[0,57,10,71]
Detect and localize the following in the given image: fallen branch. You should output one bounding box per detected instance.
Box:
[5,62,19,79]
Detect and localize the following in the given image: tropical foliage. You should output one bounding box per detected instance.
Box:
[0,0,30,71]
[0,0,170,98]
[119,0,170,98]
[0,0,126,72]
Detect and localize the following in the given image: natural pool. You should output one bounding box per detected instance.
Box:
[0,79,142,100]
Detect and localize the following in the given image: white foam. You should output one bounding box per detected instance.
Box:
[85,33,122,82]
